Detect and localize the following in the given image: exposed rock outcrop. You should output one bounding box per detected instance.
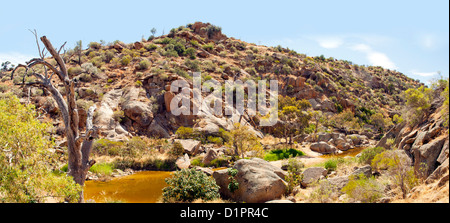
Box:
[213,158,287,203]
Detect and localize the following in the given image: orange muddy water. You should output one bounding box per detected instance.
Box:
[84,171,172,203]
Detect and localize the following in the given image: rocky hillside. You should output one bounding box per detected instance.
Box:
[0,21,447,204]
[0,22,423,143]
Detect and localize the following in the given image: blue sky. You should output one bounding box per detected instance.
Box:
[0,0,448,84]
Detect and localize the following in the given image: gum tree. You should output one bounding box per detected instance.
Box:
[11,32,98,202]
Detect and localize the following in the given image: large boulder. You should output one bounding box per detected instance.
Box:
[317,133,332,143]
[327,176,350,191]
[412,136,447,177]
[212,158,288,203]
[202,148,218,165]
[174,139,201,156]
[122,100,154,127]
[310,142,337,154]
[350,165,372,179]
[301,167,327,187]
[148,119,170,138]
[348,134,368,146]
[176,154,190,169]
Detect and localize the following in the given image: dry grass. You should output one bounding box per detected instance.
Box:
[393,173,449,203]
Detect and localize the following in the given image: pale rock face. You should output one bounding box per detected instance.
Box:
[213,158,287,203]
[301,167,327,187]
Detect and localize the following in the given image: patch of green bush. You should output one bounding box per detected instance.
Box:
[263,148,305,161]
[162,168,220,202]
[89,162,114,175]
[341,174,384,203]
[357,147,385,165]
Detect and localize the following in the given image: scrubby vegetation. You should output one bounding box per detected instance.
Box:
[0,95,81,202]
[263,148,305,161]
[162,168,220,203]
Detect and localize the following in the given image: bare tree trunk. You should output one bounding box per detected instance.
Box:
[12,34,97,203]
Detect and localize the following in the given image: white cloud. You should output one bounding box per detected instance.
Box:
[316,37,344,49]
[366,52,397,70]
[0,52,34,66]
[410,70,438,77]
[349,43,397,70]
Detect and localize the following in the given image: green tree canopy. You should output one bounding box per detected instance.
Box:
[0,95,81,203]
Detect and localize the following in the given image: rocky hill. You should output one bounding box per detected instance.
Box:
[0,22,447,203]
[0,22,423,142]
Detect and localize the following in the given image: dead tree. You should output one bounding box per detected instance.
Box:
[11,32,97,203]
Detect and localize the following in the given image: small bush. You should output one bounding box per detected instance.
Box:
[209,157,230,168]
[112,110,125,122]
[190,40,199,47]
[68,66,82,76]
[263,148,305,161]
[88,42,102,49]
[135,80,143,87]
[324,159,338,172]
[120,55,132,66]
[357,147,385,165]
[227,168,239,193]
[145,44,158,51]
[341,174,384,203]
[202,43,214,52]
[162,168,220,203]
[169,141,185,159]
[89,162,114,175]
[185,47,196,59]
[308,179,337,203]
[184,59,201,72]
[207,136,223,146]
[137,59,151,70]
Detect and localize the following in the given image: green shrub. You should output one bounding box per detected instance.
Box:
[285,159,303,194]
[184,59,201,72]
[137,59,151,70]
[190,157,204,167]
[185,47,196,59]
[341,174,384,203]
[162,168,220,202]
[112,110,125,122]
[120,55,131,66]
[169,141,185,159]
[263,148,305,161]
[0,95,81,203]
[371,150,419,198]
[88,42,101,49]
[135,80,143,87]
[89,162,114,175]
[145,44,158,51]
[209,157,230,168]
[357,147,385,165]
[175,126,195,139]
[173,42,186,56]
[163,44,180,57]
[206,25,222,38]
[202,43,214,52]
[190,40,199,47]
[93,137,146,159]
[68,66,82,76]
[155,37,173,45]
[403,86,432,126]
[227,168,239,193]
[207,136,223,146]
[324,159,338,172]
